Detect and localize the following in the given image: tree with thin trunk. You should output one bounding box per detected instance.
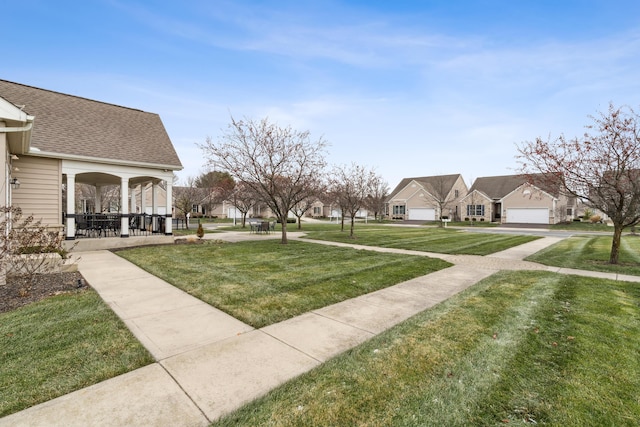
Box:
[364,175,389,222]
[426,175,460,226]
[517,103,640,264]
[173,177,204,229]
[231,182,260,228]
[331,163,377,238]
[200,117,328,244]
[291,196,317,230]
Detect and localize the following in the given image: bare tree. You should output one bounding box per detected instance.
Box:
[517,103,640,264]
[200,117,328,243]
[290,196,317,229]
[1,206,77,291]
[364,175,389,222]
[231,182,260,227]
[173,177,204,229]
[195,170,235,218]
[427,175,461,226]
[332,163,377,238]
[324,186,348,231]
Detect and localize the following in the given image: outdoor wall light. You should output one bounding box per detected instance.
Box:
[10,178,20,190]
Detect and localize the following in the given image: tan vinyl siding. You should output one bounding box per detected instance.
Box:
[11,155,62,229]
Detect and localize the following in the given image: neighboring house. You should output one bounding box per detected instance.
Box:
[460,174,579,224]
[309,199,334,218]
[0,79,182,239]
[386,174,468,221]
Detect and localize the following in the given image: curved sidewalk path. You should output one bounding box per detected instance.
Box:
[2,232,638,426]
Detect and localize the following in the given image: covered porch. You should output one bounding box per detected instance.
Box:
[63,160,174,240]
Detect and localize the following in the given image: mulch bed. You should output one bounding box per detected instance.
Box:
[0,271,88,314]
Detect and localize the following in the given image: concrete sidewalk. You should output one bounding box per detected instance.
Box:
[2,233,638,426]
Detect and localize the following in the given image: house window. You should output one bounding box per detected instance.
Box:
[392,205,406,215]
[313,206,321,215]
[455,189,459,198]
[567,208,573,216]
[192,204,198,213]
[466,204,485,216]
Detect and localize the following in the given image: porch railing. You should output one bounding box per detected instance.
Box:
[68,213,168,238]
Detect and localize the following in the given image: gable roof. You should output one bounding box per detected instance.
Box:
[388,174,462,200]
[0,79,182,170]
[468,173,559,199]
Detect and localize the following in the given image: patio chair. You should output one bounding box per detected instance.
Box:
[261,221,270,234]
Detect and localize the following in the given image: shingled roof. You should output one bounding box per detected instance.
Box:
[469,173,559,199]
[388,174,462,200]
[0,79,182,169]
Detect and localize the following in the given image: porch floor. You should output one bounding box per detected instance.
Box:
[63,235,175,252]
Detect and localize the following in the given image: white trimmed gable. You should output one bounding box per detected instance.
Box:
[502,182,557,203]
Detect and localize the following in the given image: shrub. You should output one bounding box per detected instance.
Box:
[1,206,76,288]
[590,215,602,223]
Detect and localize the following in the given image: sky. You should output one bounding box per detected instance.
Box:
[4,0,640,189]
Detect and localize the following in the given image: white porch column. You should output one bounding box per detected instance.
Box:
[152,182,158,232]
[140,182,147,214]
[65,174,76,239]
[130,184,137,214]
[140,182,147,232]
[120,177,129,237]
[95,185,102,213]
[164,180,173,235]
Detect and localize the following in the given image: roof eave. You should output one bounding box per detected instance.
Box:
[26,149,183,171]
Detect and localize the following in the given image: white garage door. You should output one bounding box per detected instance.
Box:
[408,208,436,221]
[506,208,549,224]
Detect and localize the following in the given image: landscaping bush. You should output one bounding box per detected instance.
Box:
[1,206,76,286]
[590,215,602,223]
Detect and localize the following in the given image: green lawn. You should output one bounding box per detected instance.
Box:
[214,271,640,426]
[550,221,615,232]
[526,234,640,276]
[0,290,153,417]
[302,226,541,255]
[117,240,450,328]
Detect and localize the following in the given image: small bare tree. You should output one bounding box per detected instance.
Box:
[173,177,205,229]
[231,182,260,227]
[200,117,328,244]
[331,163,377,238]
[1,206,76,293]
[364,175,389,222]
[427,175,461,226]
[290,196,318,229]
[518,103,640,264]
